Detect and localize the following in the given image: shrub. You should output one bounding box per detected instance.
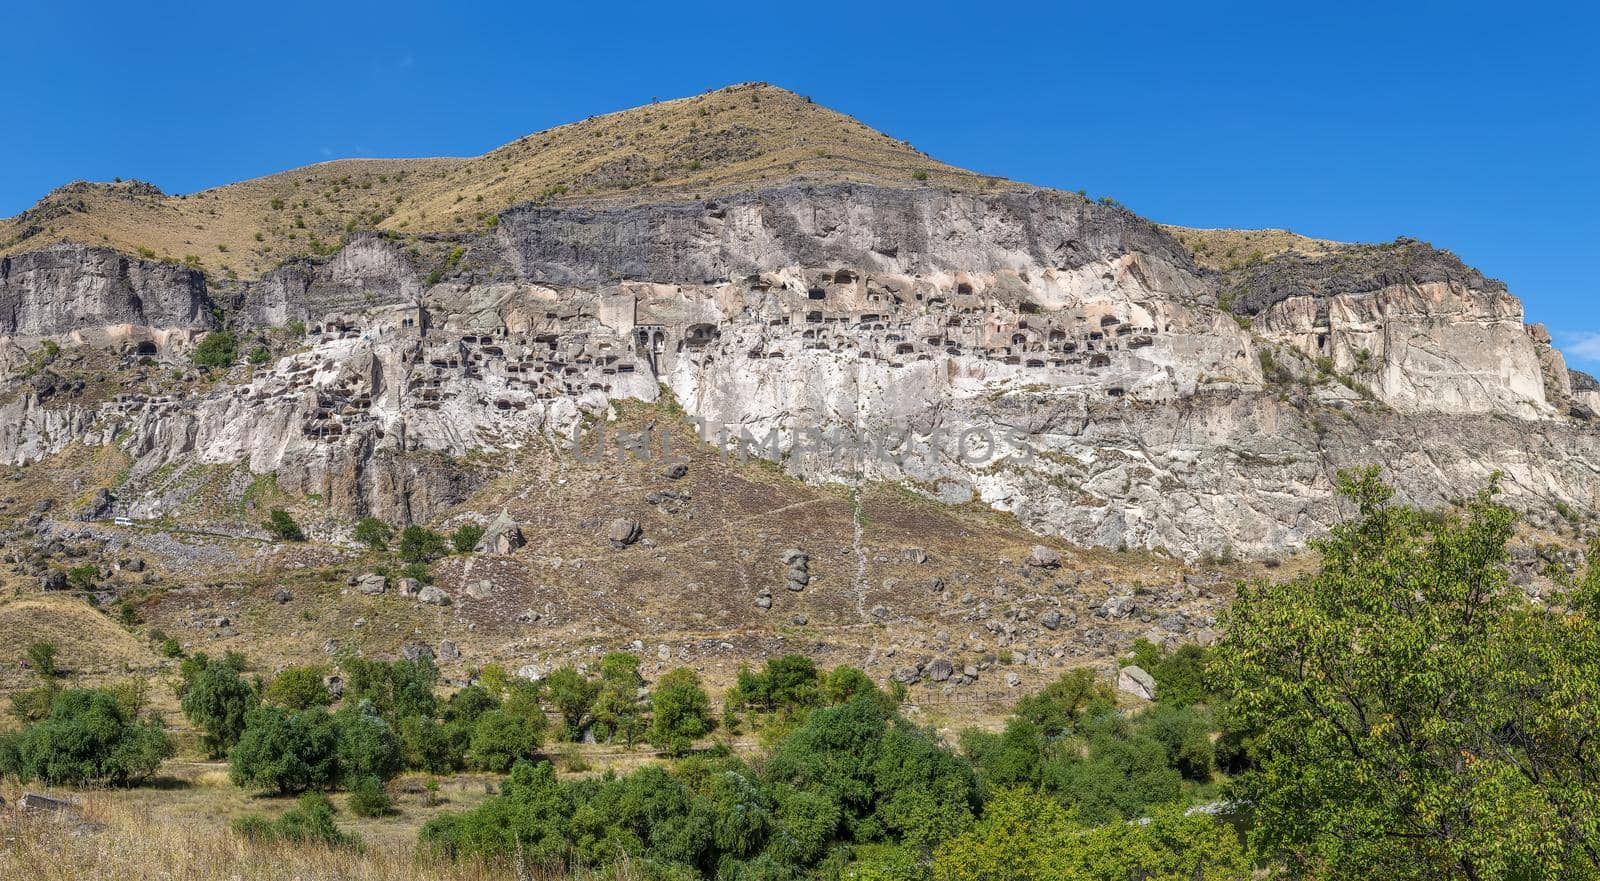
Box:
[396,525,448,563]
[0,688,173,785]
[263,665,333,710]
[65,564,99,591]
[229,705,339,795]
[263,508,305,542]
[191,331,238,369]
[466,709,543,772]
[931,788,1249,881]
[158,636,184,658]
[450,523,484,554]
[247,345,271,365]
[234,793,357,848]
[26,641,57,677]
[347,774,394,817]
[335,702,404,784]
[352,517,393,551]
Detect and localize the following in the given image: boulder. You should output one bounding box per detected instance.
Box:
[418,586,451,606]
[19,793,73,812]
[40,570,67,591]
[1098,595,1137,620]
[606,518,642,548]
[662,462,689,479]
[465,579,494,600]
[1026,545,1061,568]
[1118,664,1157,701]
[891,665,922,684]
[77,488,115,521]
[401,641,434,661]
[927,658,954,682]
[1040,610,1062,631]
[354,573,387,595]
[474,510,526,555]
[272,589,293,604]
[396,577,423,597]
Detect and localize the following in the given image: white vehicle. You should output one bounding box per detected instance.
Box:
[113,516,134,527]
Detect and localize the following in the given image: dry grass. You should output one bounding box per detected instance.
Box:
[1,83,1009,278]
[0,786,636,881]
[1161,225,1346,272]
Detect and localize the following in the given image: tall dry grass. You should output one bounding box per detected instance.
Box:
[0,792,639,881]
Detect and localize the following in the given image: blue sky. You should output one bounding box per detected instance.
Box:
[7,0,1596,367]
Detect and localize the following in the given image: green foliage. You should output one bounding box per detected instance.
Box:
[1043,717,1184,824]
[931,788,1249,881]
[247,345,271,365]
[347,774,394,817]
[179,655,258,758]
[1216,468,1600,879]
[10,685,58,724]
[729,654,820,719]
[263,665,332,710]
[590,652,648,746]
[545,665,598,740]
[65,564,100,590]
[396,525,448,563]
[450,523,484,553]
[466,709,543,772]
[0,688,173,786]
[233,793,358,849]
[1010,668,1114,738]
[334,702,404,784]
[1127,639,1215,708]
[352,516,393,551]
[263,508,305,542]
[192,330,238,368]
[229,705,339,795]
[26,641,57,677]
[648,667,714,757]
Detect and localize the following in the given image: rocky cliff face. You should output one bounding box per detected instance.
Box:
[1,185,1594,557]
[0,244,212,337]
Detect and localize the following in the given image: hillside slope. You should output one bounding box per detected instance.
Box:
[0,83,1006,277]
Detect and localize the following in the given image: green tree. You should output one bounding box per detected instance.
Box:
[263,508,305,542]
[180,656,258,758]
[1216,468,1600,879]
[396,525,448,563]
[263,665,332,710]
[334,701,403,784]
[352,517,393,550]
[932,788,1249,881]
[229,705,339,795]
[466,709,543,772]
[591,652,648,745]
[647,667,714,757]
[0,688,173,786]
[544,665,598,740]
[26,641,57,678]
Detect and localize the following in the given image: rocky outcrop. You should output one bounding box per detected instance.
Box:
[244,234,424,327]
[0,244,212,337]
[0,184,1594,558]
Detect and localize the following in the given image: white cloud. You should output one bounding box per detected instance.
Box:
[1559,332,1600,369]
